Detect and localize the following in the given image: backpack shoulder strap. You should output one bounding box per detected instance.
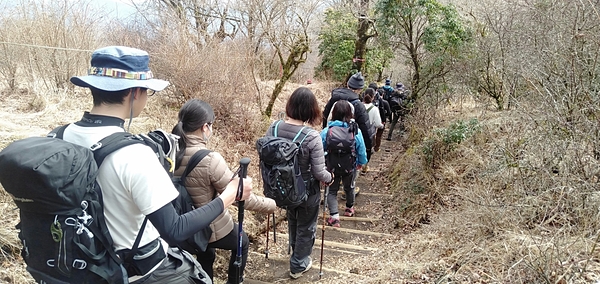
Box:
[272,120,284,137]
[92,132,144,167]
[291,126,307,142]
[47,124,69,138]
[82,132,151,270]
[292,126,317,146]
[181,149,212,181]
[367,105,375,113]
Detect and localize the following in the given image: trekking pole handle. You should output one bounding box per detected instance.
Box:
[236,157,251,201]
[234,157,250,284]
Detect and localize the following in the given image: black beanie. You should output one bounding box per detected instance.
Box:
[347,72,364,90]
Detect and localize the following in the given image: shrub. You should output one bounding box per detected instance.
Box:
[422,118,480,168]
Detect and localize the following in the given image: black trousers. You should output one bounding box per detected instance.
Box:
[195,225,248,284]
[388,111,403,139]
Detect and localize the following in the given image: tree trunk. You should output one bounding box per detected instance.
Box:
[264,37,309,118]
[350,0,371,74]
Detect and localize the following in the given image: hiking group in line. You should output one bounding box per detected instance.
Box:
[0,45,410,284]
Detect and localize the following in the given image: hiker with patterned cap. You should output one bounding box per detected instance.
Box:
[65,46,252,283]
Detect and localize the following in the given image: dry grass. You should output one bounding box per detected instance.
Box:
[379,90,600,283]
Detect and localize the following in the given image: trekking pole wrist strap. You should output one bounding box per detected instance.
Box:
[326,172,335,186]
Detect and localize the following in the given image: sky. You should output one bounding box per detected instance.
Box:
[101,0,143,20]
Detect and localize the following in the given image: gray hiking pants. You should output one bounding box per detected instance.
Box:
[327,170,356,215]
[287,192,320,274]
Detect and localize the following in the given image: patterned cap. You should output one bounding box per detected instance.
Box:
[70,46,169,92]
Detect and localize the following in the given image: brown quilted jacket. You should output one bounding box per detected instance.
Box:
[173,135,276,243]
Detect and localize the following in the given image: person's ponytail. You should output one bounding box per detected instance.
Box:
[172,99,215,170]
[172,121,188,170]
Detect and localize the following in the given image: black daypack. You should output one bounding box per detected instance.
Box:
[374,93,387,122]
[325,122,357,175]
[0,128,160,284]
[389,91,405,113]
[256,120,313,209]
[0,125,184,283]
[171,149,213,254]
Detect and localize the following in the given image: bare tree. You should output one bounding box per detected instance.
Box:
[0,0,103,90]
[238,0,322,118]
[153,0,239,45]
[350,0,377,74]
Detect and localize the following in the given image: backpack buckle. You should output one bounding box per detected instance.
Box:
[90,142,102,151]
[72,259,87,270]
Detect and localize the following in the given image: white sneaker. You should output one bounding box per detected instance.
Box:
[289,256,313,279]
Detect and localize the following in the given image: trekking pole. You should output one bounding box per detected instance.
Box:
[272,212,276,243]
[234,157,250,284]
[265,213,270,259]
[319,184,329,279]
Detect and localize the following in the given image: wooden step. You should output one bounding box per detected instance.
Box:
[242,279,272,284]
[248,252,375,279]
[320,190,392,198]
[267,232,378,252]
[324,226,394,237]
[338,216,381,222]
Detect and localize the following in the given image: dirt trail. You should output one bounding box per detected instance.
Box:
[242,128,406,284]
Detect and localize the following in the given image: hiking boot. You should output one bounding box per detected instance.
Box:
[344,207,355,217]
[290,257,313,279]
[326,217,340,228]
[361,165,369,174]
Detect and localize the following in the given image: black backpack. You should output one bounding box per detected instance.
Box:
[325,122,357,175]
[171,149,213,254]
[373,92,387,121]
[0,124,188,283]
[256,120,313,209]
[389,90,405,113]
[0,128,160,283]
